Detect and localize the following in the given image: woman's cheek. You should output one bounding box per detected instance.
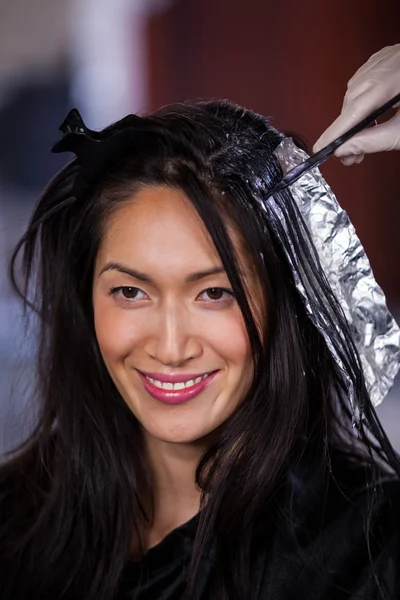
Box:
[201,308,250,359]
[94,302,141,361]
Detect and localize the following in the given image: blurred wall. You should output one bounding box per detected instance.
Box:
[0,0,71,193]
[0,0,68,87]
[146,0,400,304]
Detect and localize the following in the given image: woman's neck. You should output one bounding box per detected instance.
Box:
[138,432,210,550]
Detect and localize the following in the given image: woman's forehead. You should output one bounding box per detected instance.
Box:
[97,186,223,275]
[96,185,260,286]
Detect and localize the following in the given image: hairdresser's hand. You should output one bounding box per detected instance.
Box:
[313,44,400,165]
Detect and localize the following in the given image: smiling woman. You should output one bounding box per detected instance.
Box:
[0,96,399,600]
[92,185,254,443]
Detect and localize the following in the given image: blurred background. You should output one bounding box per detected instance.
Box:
[0,0,399,453]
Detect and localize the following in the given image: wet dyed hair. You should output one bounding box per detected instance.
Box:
[0,99,398,600]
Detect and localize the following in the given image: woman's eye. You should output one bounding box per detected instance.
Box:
[198,287,234,302]
[109,286,147,301]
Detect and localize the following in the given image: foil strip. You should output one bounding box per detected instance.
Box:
[273,137,400,407]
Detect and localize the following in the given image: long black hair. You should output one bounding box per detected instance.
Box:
[0,99,398,600]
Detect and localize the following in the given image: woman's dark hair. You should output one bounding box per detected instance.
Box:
[0,99,399,600]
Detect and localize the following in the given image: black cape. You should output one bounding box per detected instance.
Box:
[117,455,400,599]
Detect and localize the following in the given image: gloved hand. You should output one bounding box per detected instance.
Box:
[313,44,400,165]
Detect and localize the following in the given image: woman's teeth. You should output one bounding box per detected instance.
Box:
[145,373,210,390]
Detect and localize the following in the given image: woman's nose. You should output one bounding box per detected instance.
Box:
[145,306,202,367]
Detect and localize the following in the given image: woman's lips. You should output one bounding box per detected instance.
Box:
[137,370,218,404]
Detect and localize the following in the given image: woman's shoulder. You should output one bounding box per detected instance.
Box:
[260,453,400,599]
[329,451,400,519]
[246,452,400,598]
[286,449,400,533]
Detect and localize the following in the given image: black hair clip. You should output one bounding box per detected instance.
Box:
[51,108,143,198]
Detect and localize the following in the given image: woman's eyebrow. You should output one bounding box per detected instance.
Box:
[98,262,226,283]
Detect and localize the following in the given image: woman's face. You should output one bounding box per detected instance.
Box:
[93,185,258,444]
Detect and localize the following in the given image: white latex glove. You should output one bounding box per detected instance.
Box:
[313,44,400,165]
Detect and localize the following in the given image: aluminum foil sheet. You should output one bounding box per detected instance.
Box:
[273,137,400,407]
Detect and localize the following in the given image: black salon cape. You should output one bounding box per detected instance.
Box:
[116,456,400,600]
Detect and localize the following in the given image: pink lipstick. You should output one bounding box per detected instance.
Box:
[137,370,218,404]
